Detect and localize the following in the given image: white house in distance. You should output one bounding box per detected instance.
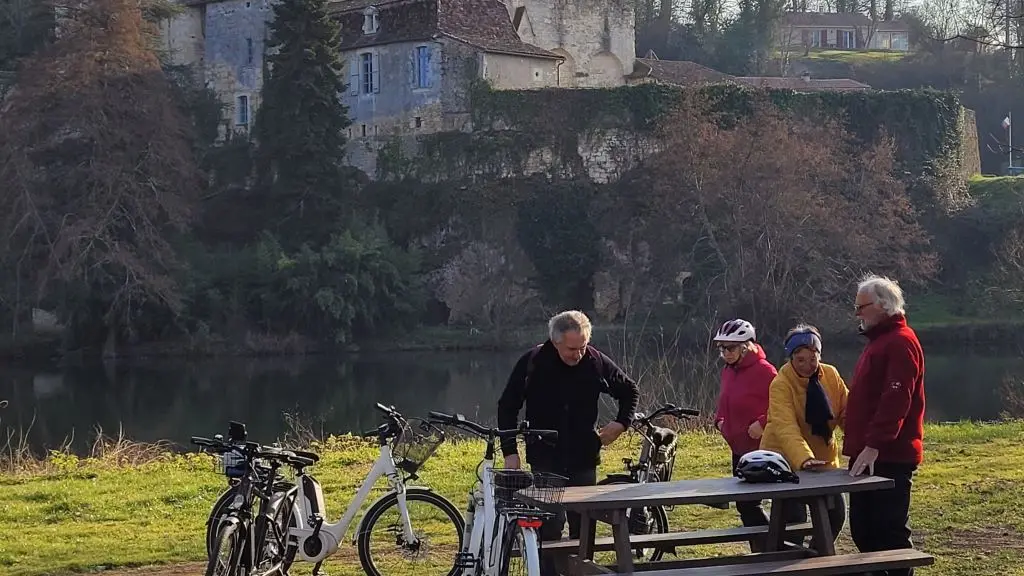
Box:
[777,12,911,51]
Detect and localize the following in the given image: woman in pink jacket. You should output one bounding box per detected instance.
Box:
[713,319,778,537]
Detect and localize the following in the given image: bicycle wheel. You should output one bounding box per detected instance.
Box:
[357,487,466,576]
[499,521,541,576]
[206,480,295,558]
[206,517,243,576]
[595,476,670,562]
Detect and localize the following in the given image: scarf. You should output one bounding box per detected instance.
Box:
[805,369,834,442]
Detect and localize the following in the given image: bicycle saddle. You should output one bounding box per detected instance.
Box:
[651,426,677,447]
[291,449,321,463]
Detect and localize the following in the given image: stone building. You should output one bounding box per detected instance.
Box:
[158,0,275,139]
[503,0,635,88]
[332,0,563,141]
[156,0,638,164]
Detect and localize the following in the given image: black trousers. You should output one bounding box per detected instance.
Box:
[848,461,917,576]
[731,452,771,528]
[534,463,597,576]
[783,494,847,550]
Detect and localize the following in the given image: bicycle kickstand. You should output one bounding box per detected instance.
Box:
[312,560,327,576]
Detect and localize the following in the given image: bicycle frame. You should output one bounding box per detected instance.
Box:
[445,419,554,576]
[290,439,414,564]
[625,418,663,483]
[459,452,504,576]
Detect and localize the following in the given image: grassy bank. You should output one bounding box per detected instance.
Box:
[789,49,910,64]
[2,421,1023,575]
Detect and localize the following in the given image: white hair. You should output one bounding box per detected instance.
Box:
[857,274,905,316]
[548,310,592,343]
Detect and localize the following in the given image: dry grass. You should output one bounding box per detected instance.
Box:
[0,418,175,477]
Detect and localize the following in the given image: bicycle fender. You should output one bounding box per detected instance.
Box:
[262,485,299,524]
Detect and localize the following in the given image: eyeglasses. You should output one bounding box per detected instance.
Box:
[854,303,873,313]
[717,344,741,353]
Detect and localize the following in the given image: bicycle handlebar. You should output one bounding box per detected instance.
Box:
[190,436,317,468]
[427,411,558,441]
[635,402,700,422]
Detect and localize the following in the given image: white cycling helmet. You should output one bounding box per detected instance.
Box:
[713,319,756,343]
[735,450,799,484]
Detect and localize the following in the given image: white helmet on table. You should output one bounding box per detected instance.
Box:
[735,450,799,484]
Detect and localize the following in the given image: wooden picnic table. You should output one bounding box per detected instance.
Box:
[517,469,900,575]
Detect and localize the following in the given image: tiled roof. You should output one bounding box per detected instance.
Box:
[332,0,559,59]
[735,75,872,91]
[780,11,872,27]
[631,58,736,86]
[333,0,437,50]
[875,19,910,31]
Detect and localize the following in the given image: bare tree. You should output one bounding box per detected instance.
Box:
[0,0,201,346]
[635,93,938,330]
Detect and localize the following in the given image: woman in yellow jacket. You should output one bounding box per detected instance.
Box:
[760,324,848,550]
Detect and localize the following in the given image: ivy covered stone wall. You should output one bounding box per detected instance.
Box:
[369,83,980,327]
[385,83,977,201]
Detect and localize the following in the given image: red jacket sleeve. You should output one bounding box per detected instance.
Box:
[715,367,726,427]
[755,362,777,428]
[865,339,920,448]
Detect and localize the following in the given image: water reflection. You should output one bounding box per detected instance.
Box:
[0,347,1017,454]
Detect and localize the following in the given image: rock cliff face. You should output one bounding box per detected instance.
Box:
[371,83,979,326]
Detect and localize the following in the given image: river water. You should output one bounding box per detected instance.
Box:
[0,345,1017,454]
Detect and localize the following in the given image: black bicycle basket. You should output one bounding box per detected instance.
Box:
[488,469,567,511]
[391,418,446,474]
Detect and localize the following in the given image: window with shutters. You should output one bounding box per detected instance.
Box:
[358,52,379,95]
[414,45,431,89]
[840,30,855,49]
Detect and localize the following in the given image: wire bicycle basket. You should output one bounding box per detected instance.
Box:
[392,417,446,474]
[215,449,248,479]
[488,469,568,512]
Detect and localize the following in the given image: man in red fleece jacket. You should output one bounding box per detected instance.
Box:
[844,274,925,576]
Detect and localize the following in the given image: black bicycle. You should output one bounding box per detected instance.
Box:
[192,421,320,576]
[201,422,301,564]
[597,402,700,562]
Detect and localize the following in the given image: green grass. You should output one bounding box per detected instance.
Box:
[793,49,910,63]
[3,421,1024,575]
[968,174,1024,205]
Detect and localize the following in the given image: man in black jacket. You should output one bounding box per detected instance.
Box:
[497,310,640,548]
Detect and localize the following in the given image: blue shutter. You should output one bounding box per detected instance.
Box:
[372,52,381,93]
[349,56,358,95]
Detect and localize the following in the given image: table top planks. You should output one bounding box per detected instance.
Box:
[518,469,894,512]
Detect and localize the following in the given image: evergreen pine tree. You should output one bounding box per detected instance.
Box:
[254,0,353,246]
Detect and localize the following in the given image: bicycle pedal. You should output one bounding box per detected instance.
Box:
[454,552,476,569]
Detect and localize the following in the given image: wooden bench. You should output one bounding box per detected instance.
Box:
[568,548,935,575]
[543,522,815,556]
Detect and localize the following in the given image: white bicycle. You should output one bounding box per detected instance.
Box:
[427,411,567,576]
[286,403,466,576]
